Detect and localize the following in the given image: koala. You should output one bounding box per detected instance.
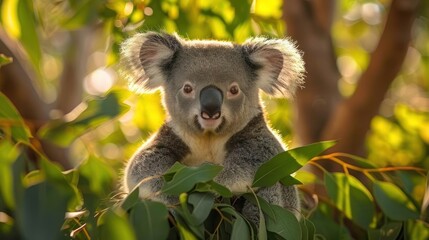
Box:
[120,32,305,222]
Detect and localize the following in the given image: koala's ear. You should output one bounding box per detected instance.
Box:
[120,32,182,93]
[242,37,305,98]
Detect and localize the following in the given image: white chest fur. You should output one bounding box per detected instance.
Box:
[179,132,230,166]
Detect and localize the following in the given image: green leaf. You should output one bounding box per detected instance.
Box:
[121,188,140,211]
[1,0,41,72]
[373,181,420,221]
[39,158,82,210]
[324,172,375,229]
[188,192,215,225]
[279,175,302,186]
[129,200,169,240]
[17,181,73,240]
[79,156,116,195]
[259,210,267,240]
[243,193,276,220]
[0,92,32,143]
[0,141,19,209]
[408,220,429,240]
[246,191,267,240]
[266,205,301,240]
[308,204,353,239]
[221,207,253,239]
[39,91,130,146]
[194,181,233,198]
[231,214,251,240]
[422,171,429,222]
[287,140,337,166]
[0,54,13,67]
[368,222,403,240]
[173,204,205,239]
[252,151,302,188]
[300,218,315,240]
[162,163,223,195]
[176,221,198,240]
[163,162,187,182]
[171,206,201,240]
[98,209,136,240]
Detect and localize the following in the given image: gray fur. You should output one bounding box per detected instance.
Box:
[121,32,304,220]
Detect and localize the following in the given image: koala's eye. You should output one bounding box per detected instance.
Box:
[183,84,193,94]
[229,85,239,95]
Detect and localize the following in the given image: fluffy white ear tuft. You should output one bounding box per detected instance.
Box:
[120,32,182,93]
[242,37,305,98]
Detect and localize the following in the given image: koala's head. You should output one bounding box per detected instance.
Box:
[120,32,304,136]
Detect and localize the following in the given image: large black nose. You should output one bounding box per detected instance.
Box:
[200,86,223,120]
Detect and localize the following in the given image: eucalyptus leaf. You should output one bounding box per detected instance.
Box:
[309,205,353,239]
[40,158,82,210]
[1,0,41,72]
[79,156,116,195]
[121,188,140,211]
[0,93,32,143]
[266,205,301,240]
[422,171,429,222]
[194,180,233,197]
[39,91,130,146]
[287,140,337,166]
[231,214,251,240]
[0,141,20,209]
[300,218,315,240]
[173,207,204,238]
[162,163,223,195]
[98,209,136,240]
[17,181,73,240]
[163,162,187,182]
[279,175,302,186]
[245,192,268,240]
[373,181,420,221]
[188,192,215,225]
[129,200,169,240]
[243,193,276,220]
[172,209,200,240]
[324,172,375,229]
[252,151,301,188]
[368,222,403,240]
[221,206,254,239]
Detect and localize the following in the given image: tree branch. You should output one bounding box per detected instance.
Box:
[0,29,73,169]
[322,0,420,155]
[56,27,95,114]
[283,0,341,144]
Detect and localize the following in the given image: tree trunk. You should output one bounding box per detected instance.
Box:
[284,0,419,160]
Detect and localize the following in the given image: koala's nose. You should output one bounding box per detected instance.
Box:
[200,86,223,120]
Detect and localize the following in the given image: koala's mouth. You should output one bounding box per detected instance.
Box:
[194,115,225,133]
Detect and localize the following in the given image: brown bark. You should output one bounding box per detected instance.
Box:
[0,26,95,169]
[284,0,419,156]
[0,30,72,169]
[0,30,50,124]
[283,0,342,145]
[322,0,419,155]
[56,28,93,114]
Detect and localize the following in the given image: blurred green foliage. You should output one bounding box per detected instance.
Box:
[0,0,428,239]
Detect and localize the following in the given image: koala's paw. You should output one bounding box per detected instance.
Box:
[214,170,252,194]
[137,189,178,206]
[134,178,178,206]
